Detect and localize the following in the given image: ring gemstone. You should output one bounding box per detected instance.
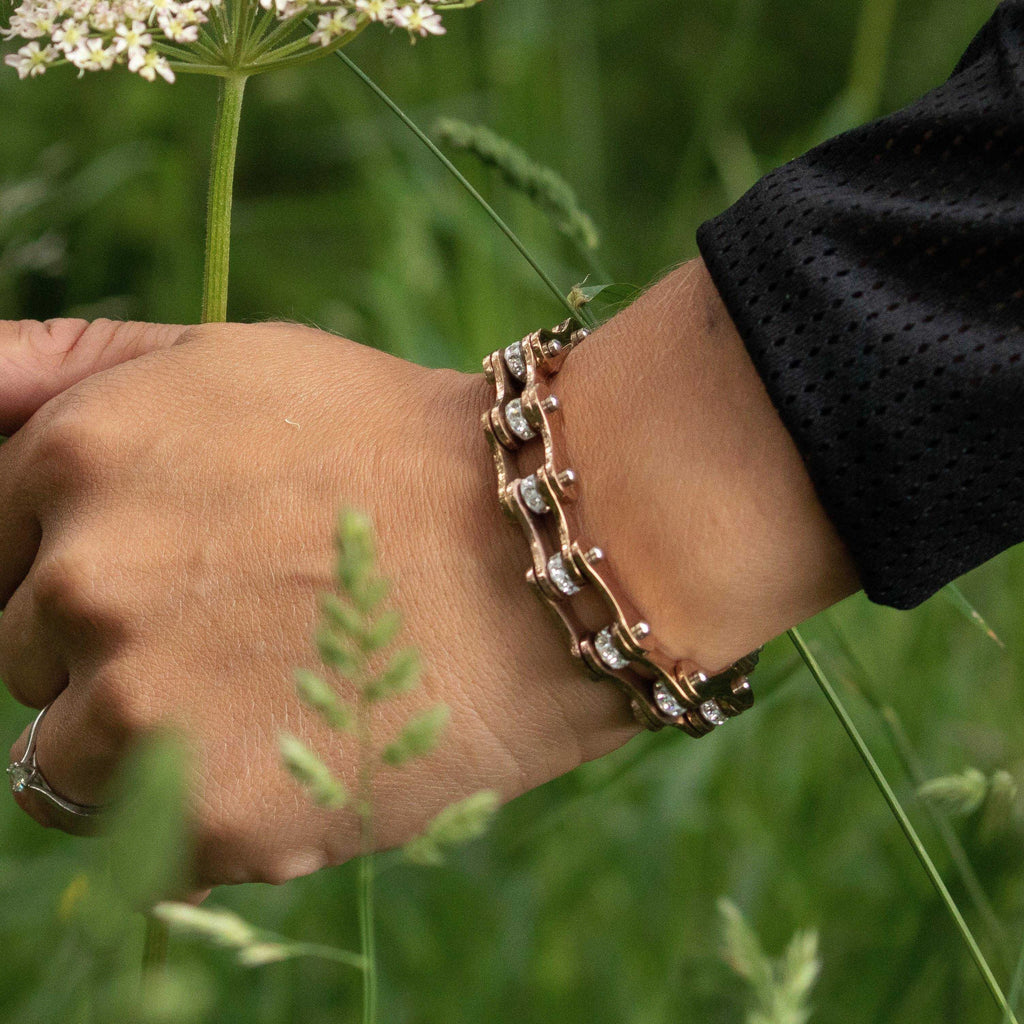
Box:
[7,764,32,794]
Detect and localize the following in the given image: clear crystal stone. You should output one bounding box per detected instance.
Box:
[504,341,527,381]
[519,474,549,514]
[594,627,629,670]
[700,699,728,727]
[653,682,684,718]
[7,764,31,794]
[547,552,581,596]
[505,398,535,441]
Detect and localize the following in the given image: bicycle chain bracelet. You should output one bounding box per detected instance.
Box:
[482,317,761,736]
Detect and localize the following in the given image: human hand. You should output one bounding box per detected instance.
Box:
[0,262,860,891]
[0,318,640,889]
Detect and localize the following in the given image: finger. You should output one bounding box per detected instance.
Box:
[8,674,128,835]
[0,577,68,708]
[0,318,188,435]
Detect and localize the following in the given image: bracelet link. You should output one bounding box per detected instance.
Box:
[483,317,761,736]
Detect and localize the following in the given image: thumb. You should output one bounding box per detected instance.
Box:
[0,318,188,435]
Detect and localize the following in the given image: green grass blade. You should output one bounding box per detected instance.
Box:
[789,626,1018,1024]
[940,582,1005,648]
[359,852,377,1024]
[820,615,1008,964]
[433,117,604,265]
[1005,924,1024,1024]
[334,51,592,329]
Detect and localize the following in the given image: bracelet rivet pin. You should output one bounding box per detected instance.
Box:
[557,469,576,486]
[631,622,651,641]
[546,340,563,357]
[541,394,560,413]
[584,546,603,564]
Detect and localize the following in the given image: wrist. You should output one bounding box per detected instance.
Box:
[435,367,643,769]
[553,259,861,672]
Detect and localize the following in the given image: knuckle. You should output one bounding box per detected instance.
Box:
[29,400,121,484]
[33,549,121,635]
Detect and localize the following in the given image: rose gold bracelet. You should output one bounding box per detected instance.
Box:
[482,318,761,736]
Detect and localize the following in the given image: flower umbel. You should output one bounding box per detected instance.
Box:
[3,0,460,81]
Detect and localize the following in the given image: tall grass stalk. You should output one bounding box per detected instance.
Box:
[357,691,377,1024]
[819,614,1008,964]
[335,51,595,330]
[1004,926,1024,1024]
[789,626,1018,1023]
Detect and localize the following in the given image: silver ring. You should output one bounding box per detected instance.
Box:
[7,705,104,817]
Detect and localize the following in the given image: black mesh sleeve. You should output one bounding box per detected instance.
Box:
[696,0,1024,609]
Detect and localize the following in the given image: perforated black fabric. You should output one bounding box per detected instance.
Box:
[697,0,1024,609]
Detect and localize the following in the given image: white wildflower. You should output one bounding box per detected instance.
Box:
[52,18,87,52]
[90,4,120,32]
[156,12,199,42]
[113,19,152,54]
[129,45,173,81]
[257,0,292,15]
[354,0,396,22]
[391,3,443,37]
[309,9,357,45]
[4,40,57,77]
[71,36,116,69]
[2,0,456,81]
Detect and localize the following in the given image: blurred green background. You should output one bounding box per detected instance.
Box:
[2,0,1023,1021]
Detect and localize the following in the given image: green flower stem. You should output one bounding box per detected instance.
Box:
[202,73,247,323]
[789,627,1019,1024]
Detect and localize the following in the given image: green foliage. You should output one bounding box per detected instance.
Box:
[720,899,820,1024]
[435,117,601,255]
[918,768,989,818]
[363,647,421,702]
[382,705,450,767]
[294,667,356,732]
[2,2,1022,1022]
[404,791,501,867]
[279,733,349,809]
[918,766,1018,833]
[153,902,366,971]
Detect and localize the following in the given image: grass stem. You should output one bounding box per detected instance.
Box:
[334,51,593,329]
[357,690,377,1024]
[789,626,1018,1024]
